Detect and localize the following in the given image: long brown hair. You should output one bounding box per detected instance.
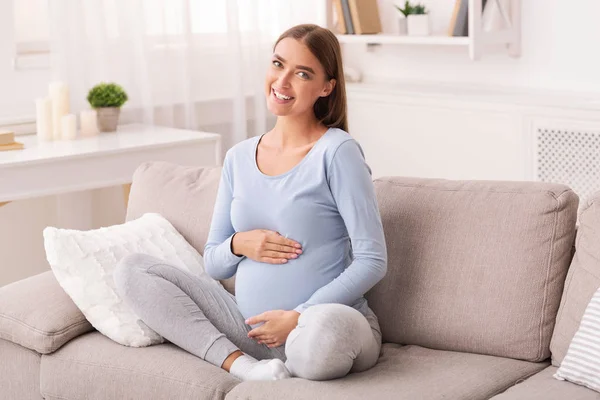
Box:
[274,24,348,133]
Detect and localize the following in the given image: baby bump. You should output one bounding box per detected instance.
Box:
[234,251,348,319]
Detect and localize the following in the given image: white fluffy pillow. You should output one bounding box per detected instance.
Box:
[43,212,205,347]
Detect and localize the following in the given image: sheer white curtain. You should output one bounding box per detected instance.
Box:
[48,0,326,151]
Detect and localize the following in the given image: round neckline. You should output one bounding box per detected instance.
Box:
[253,128,332,179]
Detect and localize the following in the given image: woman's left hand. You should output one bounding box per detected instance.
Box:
[246,310,300,348]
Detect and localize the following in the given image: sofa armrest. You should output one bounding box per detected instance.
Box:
[0,270,93,354]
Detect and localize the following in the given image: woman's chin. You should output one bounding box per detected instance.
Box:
[267,102,293,117]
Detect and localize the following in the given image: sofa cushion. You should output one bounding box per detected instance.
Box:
[368,177,578,362]
[40,331,240,400]
[551,191,600,366]
[0,338,42,400]
[125,161,236,293]
[0,270,93,354]
[490,366,600,399]
[225,343,547,400]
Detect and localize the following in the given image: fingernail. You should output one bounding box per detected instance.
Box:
[290,254,297,258]
[295,244,301,248]
[296,249,302,254]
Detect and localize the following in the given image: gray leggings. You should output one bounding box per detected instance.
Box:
[113,253,382,381]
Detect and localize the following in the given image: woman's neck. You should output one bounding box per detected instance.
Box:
[270,116,328,148]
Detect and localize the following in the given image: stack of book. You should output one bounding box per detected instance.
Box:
[333,0,382,35]
[0,130,24,152]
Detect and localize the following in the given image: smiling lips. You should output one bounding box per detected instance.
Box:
[272,87,294,103]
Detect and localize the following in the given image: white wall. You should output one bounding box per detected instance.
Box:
[344,0,600,94]
[345,82,600,182]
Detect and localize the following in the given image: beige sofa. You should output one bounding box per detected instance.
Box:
[2,161,600,400]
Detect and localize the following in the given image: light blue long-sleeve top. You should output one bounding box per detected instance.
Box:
[203,127,387,320]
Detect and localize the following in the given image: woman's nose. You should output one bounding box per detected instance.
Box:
[276,72,292,88]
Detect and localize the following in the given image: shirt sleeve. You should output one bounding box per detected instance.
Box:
[293,139,388,314]
[203,152,245,280]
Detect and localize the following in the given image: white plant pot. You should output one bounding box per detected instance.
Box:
[398,17,408,35]
[407,14,430,36]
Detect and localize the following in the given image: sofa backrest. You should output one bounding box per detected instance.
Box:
[550,190,600,366]
[367,177,578,362]
[125,162,236,294]
[127,162,579,363]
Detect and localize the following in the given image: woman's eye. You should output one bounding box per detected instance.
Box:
[272,60,282,68]
[297,71,309,79]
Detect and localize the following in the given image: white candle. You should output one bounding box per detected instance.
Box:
[61,114,77,140]
[35,97,53,141]
[80,109,98,137]
[49,81,70,140]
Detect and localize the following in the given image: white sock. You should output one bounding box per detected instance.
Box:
[229,354,292,381]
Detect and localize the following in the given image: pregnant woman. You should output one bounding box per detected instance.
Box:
[114,23,387,382]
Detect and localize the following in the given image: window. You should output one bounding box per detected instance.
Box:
[12,0,325,56]
[4,0,324,125]
[10,0,290,69]
[12,0,50,70]
[146,0,228,36]
[12,0,233,60]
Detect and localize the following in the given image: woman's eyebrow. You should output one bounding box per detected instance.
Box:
[273,54,315,75]
[296,65,315,74]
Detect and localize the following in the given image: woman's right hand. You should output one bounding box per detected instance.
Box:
[231,229,303,264]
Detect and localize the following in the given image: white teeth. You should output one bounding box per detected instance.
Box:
[274,89,292,100]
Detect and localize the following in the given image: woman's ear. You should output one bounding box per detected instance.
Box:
[321,79,336,97]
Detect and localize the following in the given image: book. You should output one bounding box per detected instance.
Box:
[340,0,355,34]
[451,0,469,37]
[447,0,462,36]
[0,130,15,146]
[0,141,24,152]
[333,0,347,34]
[347,0,381,35]
[451,0,489,37]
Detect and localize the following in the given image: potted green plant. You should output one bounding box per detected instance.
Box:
[395,1,412,35]
[86,82,128,132]
[395,1,430,36]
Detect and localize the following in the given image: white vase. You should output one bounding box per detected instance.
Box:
[398,17,408,35]
[407,14,430,36]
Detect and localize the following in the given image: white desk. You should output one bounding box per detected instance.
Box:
[0,123,222,228]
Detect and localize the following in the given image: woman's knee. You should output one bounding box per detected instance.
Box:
[113,253,159,297]
[285,304,371,380]
[298,303,370,339]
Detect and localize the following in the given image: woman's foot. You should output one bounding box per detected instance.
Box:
[229,354,292,381]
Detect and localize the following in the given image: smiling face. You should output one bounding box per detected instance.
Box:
[265,38,335,119]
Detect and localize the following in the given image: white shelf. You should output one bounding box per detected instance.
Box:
[336,34,470,46]
[326,0,522,61]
